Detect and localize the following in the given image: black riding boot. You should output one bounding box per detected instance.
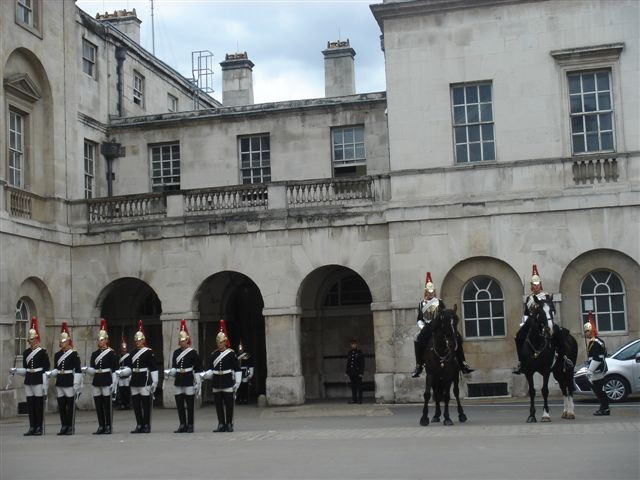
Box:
[213,393,226,432]
[455,334,474,374]
[185,394,195,432]
[65,396,75,434]
[142,395,151,433]
[131,395,143,433]
[93,396,105,434]
[57,397,67,435]
[24,396,35,436]
[412,341,425,378]
[174,394,186,433]
[224,392,235,432]
[513,327,527,374]
[102,395,112,434]
[33,396,44,435]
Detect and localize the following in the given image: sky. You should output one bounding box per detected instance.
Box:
[75,0,387,104]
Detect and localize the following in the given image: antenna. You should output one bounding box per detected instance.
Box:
[150,0,156,55]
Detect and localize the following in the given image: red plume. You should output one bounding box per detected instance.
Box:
[60,321,73,347]
[588,311,598,337]
[179,319,191,346]
[532,264,539,276]
[99,318,110,346]
[218,319,231,348]
[30,316,41,341]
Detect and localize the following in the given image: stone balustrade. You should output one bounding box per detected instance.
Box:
[6,186,33,219]
[287,177,375,207]
[571,156,619,185]
[87,192,166,223]
[184,185,268,215]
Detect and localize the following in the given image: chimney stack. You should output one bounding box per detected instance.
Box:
[220,52,254,107]
[96,9,142,44]
[322,40,356,97]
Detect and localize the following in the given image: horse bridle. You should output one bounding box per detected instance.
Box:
[430,314,457,367]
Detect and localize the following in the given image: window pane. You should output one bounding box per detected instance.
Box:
[481,124,494,141]
[465,320,477,338]
[355,145,365,159]
[608,274,622,292]
[452,87,465,105]
[455,126,466,143]
[251,137,260,150]
[582,73,595,92]
[479,84,491,102]
[598,313,611,332]
[469,143,482,162]
[584,115,597,133]
[568,75,581,94]
[596,72,610,91]
[478,319,491,336]
[354,127,364,143]
[453,106,466,124]
[491,300,504,317]
[467,104,479,123]
[582,276,595,294]
[611,313,625,331]
[492,318,505,336]
[480,103,492,122]
[601,132,613,151]
[456,144,468,163]
[261,136,270,150]
[240,138,250,152]
[478,301,490,318]
[599,113,612,131]
[334,148,343,161]
[583,94,596,112]
[570,95,582,113]
[465,86,478,103]
[597,92,611,110]
[468,125,480,142]
[611,294,624,312]
[333,130,343,145]
[571,116,584,133]
[593,271,609,283]
[586,133,599,151]
[483,142,495,160]
[463,302,476,318]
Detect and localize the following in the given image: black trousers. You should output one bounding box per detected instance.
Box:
[213,392,234,426]
[591,378,610,411]
[349,374,363,402]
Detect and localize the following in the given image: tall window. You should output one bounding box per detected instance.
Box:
[569,70,615,154]
[15,299,29,356]
[82,39,97,78]
[580,269,626,332]
[239,134,270,184]
[167,94,178,112]
[84,140,96,199]
[150,143,180,191]
[133,71,144,106]
[332,125,366,177]
[451,82,495,163]
[462,276,505,338]
[9,110,25,188]
[17,0,33,26]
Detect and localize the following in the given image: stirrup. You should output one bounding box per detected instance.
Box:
[461,362,474,374]
[512,363,522,375]
[411,365,423,378]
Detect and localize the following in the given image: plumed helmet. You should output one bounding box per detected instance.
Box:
[28,317,40,341]
[98,318,109,342]
[59,321,72,347]
[178,319,191,345]
[134,319,146,343]
[217,319,231,348]
[216,331,228,345]
[424,272,435,293]
[531,264,541,285]
[583,311,598,336]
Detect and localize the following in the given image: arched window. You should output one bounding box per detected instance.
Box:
[462,276,505,338]
[580,270,626,332]
[15,299,30,356]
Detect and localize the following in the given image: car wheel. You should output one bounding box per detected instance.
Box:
[603,375,630,402]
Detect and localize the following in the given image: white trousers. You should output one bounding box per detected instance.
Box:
[174,386,195,395]
[92,386,110,396]
[56,386,74,398]
[130,386,152,396]
[25,384,44,397]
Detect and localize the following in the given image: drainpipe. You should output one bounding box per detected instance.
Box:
[115,47,127,117]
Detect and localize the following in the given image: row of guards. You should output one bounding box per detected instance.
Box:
[8,317,254,436]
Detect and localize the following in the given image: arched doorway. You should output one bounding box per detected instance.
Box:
[98,278,163,405]
[195,271,266,404]
[299,266,374,400]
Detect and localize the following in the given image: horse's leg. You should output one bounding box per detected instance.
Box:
[420,374,432,426]
[442,378,453,426]
[564,372,576,420]
[453,376,467,423]
[431,378,441,422]
[541,372,551,422]
[525,372,536,423]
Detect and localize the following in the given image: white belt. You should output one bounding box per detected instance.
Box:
[59,370,76,375]
[27,368,43,373]
[132,368,149,373]
[95,368,112,373]
[213,369,233,375]
[177,367,193,373]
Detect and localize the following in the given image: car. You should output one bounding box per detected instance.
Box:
[574,338,640,402]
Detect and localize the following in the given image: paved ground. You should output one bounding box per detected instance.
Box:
[0,397,638,480]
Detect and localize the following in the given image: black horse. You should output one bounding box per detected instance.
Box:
[521,296,578,422]
[420,306,467,426]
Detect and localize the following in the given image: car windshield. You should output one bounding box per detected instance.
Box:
[612,340,640,361]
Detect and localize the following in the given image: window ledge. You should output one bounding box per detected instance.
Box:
[15,20,43,39]
[550,43,624,65]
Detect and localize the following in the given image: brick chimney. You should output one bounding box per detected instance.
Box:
[322,39,356,97]
[96,9,141,44]
[220,52,254,107]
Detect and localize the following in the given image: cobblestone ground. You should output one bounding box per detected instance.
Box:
[1,398,638,480]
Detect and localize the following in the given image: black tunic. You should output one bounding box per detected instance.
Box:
[129,348,157,387]
[207,349,240,390]
[119,352,132,370]
[171,347,202,387]
[90,348,118,387]
[587,337,608,373]
[22,347,50,385]
[54,349,81,387]
[345,348,365,376]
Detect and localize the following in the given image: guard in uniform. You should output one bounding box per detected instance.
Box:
[345,339,365,404]
[116,336,131,410]
[412,273,474,377]
[48,322,82,435]
[118,320,158,433]
[10,317,50,436]
[513,265,573,374]
[201,321,241,432]
[236,341,254,405]
[584,313,610,416]
[84,319,118,434]
[165,320,202,433]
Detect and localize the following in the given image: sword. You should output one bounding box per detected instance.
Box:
[5,355,18,389]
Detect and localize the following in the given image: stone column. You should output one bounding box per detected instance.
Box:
[264,307,304,405]
[161,313,199,408]
[371,304,395,403]
[392,305,425,403]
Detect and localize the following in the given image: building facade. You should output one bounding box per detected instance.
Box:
[1,0,638,416]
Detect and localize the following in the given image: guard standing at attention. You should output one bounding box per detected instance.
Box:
[345,338,365,404]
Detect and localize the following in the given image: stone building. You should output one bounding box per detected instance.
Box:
[1,0,638,416]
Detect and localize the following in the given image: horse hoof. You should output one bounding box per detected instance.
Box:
[561,411,567,419]
[526,416,537,423]
[419,417,429,427]
[541,416,551,423]
[566,413,575,420]
[431,415,441,423]
[459,413,467,423]
[443,418,454,426]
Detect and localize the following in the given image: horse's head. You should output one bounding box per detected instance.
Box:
[529,295,553,339]
[432,305,459,345]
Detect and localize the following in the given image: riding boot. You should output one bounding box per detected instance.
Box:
[411,341,424,378]
[185,394,195,432]
[24,396,35,436]
[512,337,524,374]
[224,392,235,432]
[93,396,105,434]
[142,395,151,433]
[214,393,226,430]
[455,337,474,374]
[102,395,112,433]
[57,397,67,435]
[174,394,186,433]
[66,396,75,434]
[553,329,574,370]
[33,396,44,435]
[131,395,143,433]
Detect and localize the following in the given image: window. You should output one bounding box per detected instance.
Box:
[84,140,96,199]
[451,82,495,163]
[580,269,626,333]
[8,110,25,188]
[150,143,180,191]
[568,70,615,154]
[133,71,144,106]
[167,94,178,112]
[239,134,270,184]
[15,299,29,356]
[17,0,33,25]
[462,276,505,338]
[324,275,372,306]
[82,39,97,78]
[332,125,366,177]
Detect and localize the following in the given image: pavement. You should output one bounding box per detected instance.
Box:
[0,396,638,480]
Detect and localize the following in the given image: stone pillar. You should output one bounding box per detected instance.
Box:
[160,313,199,408]
[371,305,395,403]
[392,306,425,403]
[264,308,304,405]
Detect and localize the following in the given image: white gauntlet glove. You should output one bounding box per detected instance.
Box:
[73,373,83,395]
[47,369,59,378]
[116,367,131,378]
[234,371,242,391]
[82,366,95,375]
[11,368,27,376]
[150,370,158,394]
[164,368,176,377]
